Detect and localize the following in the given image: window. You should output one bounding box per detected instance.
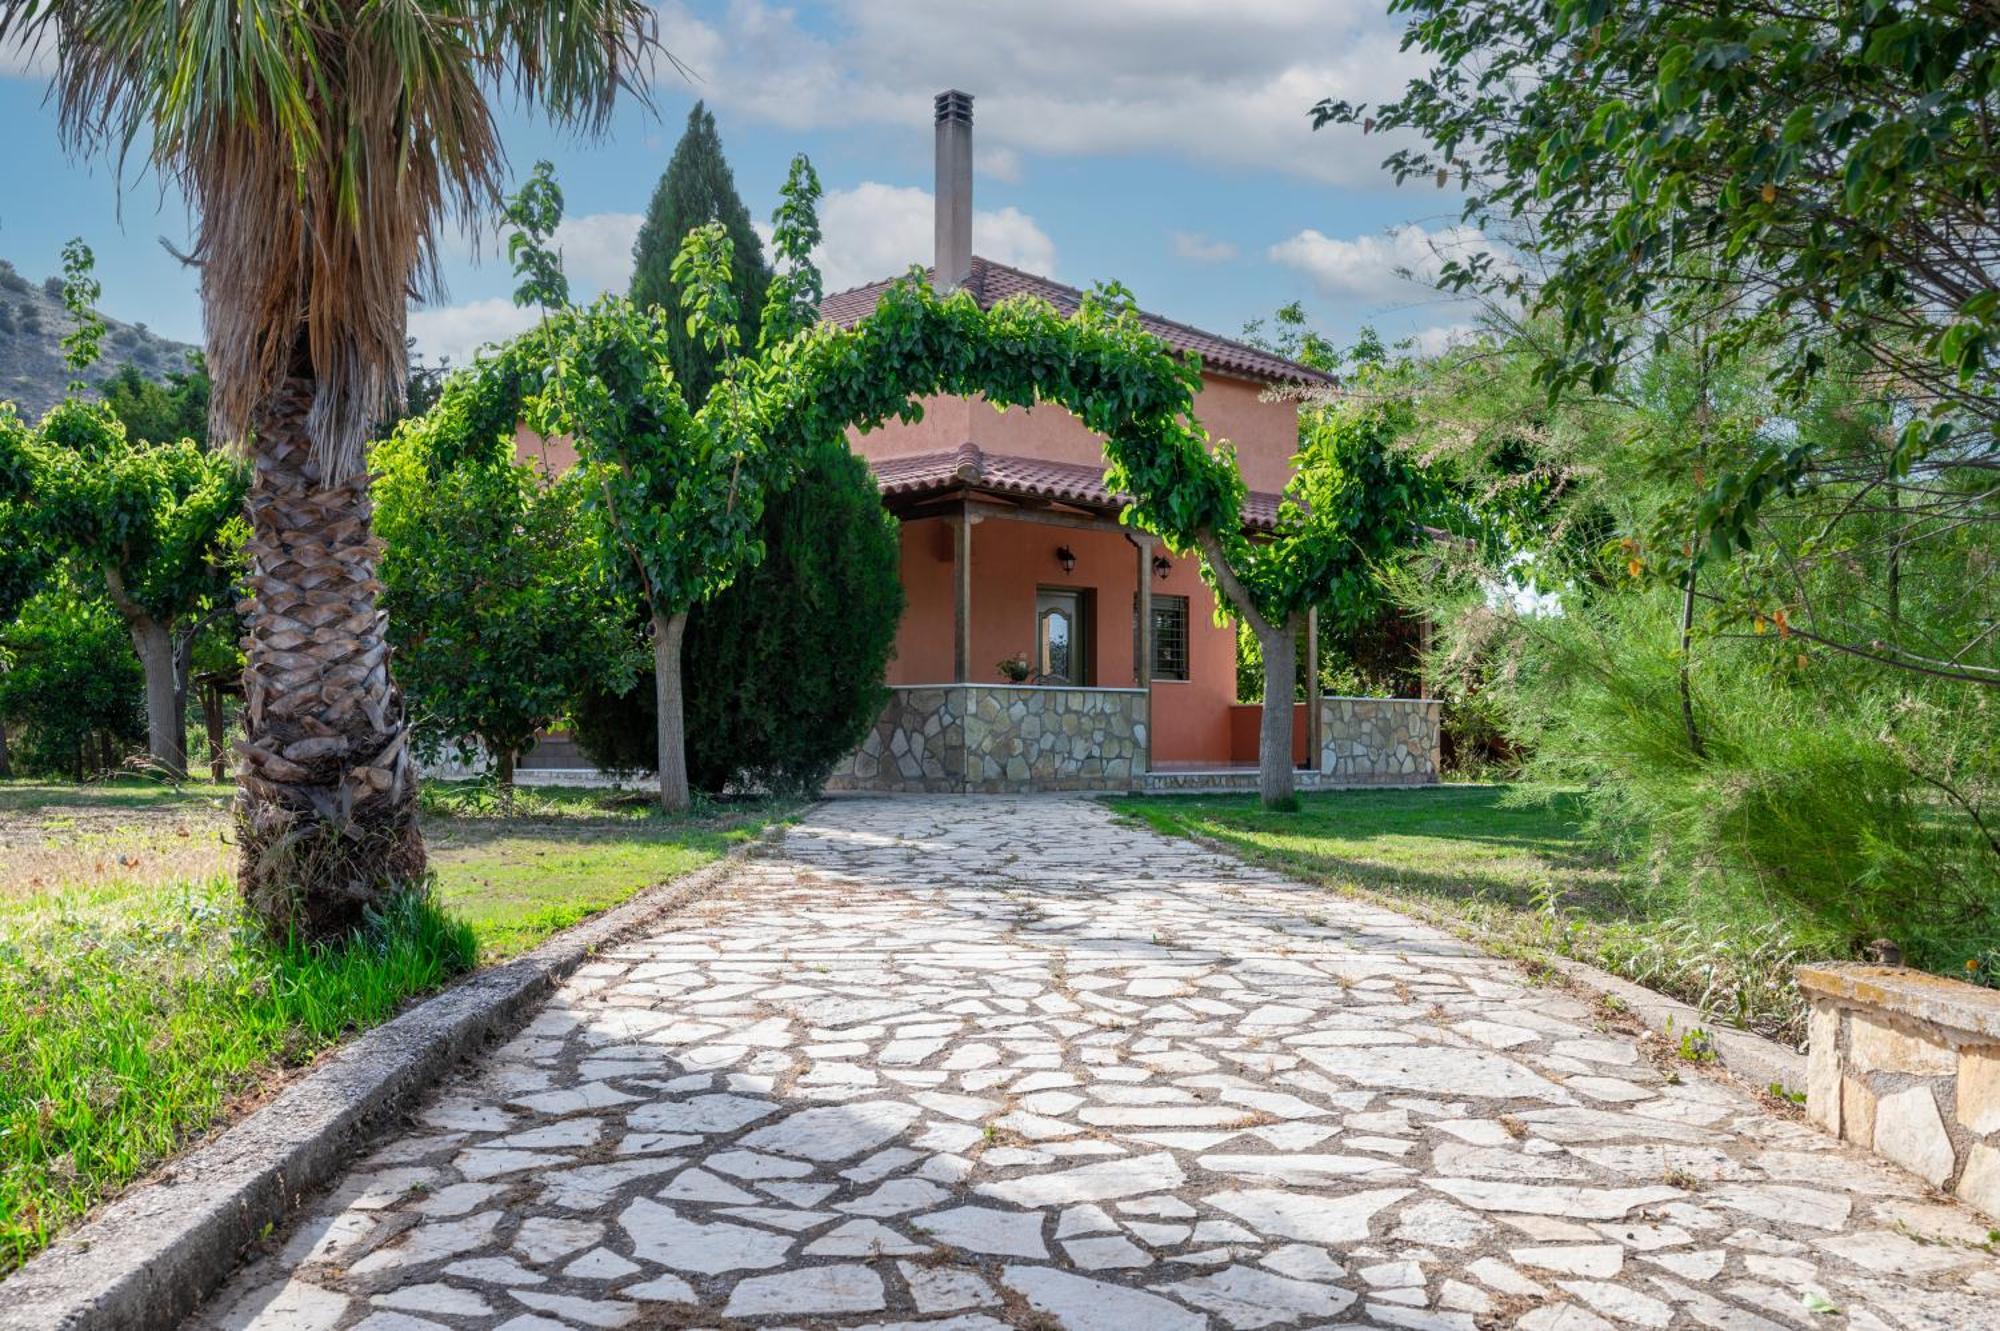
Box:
[1136,594,1189,682]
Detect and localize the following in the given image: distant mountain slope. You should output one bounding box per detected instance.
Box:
[0,258,197,419]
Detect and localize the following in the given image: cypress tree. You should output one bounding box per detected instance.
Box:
[629,102,771,406]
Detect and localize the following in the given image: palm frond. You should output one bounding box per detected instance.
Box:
[0,0,663,481]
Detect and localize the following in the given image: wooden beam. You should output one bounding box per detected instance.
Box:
[1305,605,1322,773]
[953,504,974,683]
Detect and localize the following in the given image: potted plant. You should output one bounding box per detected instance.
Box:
[997,652,1032,684]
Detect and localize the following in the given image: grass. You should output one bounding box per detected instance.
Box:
[1109,784,1814,1048]
[0,775,794,1275]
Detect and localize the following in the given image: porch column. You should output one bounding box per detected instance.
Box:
[953,505,974,683]
[1305,606,1322,772]
[1132,533,1155,776]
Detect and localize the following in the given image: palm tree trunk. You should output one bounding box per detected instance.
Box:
[1255,617,1299,809]
[236,373,424,937]
[653,609,690,812]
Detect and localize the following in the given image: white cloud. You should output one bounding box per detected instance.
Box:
[406,297,539,369]
[0,22,56,78]
[1171,231,1238,263]
[1268,223,1508,304]
[982,147,1025,185]
[1404,322,1475,357]
[554,212,644,293]
[811,182,1056,292]
[654,0,1427,186]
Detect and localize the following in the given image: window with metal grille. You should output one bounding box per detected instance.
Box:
[1136,593,1189,681]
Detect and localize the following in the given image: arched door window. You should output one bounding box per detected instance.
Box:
[1034,588,1088,684]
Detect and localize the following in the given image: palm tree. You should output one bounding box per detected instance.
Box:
[1,2,663,937]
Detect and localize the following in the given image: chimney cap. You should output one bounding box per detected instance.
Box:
[934,89,974,123]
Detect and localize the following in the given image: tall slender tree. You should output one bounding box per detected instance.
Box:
[0,0,664,937]
[629,101,770,406]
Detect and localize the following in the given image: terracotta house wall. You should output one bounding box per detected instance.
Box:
[847,394,976,460]
[847,375,1300,497]
[887,517,1239,766]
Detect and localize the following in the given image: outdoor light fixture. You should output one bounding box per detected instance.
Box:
[1056,545,1077,574]
[1153,554,1172,580]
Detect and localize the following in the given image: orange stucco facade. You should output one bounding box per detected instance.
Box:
[862,371,1300,768]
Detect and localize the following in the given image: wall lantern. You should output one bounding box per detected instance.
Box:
[1056,545,1077,575]
[1152,554,1172,580]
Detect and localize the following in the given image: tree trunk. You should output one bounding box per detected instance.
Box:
[236,373,424,938]
[128,616,189,780]
[200,679,229,782]
[0,717,11,779]
[1256,617,1299,809]
[653,609,690,812]
[1677,565,1705,761]
[1194,531,1300,811]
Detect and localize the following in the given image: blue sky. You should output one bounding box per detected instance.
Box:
[0,1,1491,369]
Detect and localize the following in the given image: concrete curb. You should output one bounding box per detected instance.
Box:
[1541,956,1806,1100]
[1160,820,1807,1101]
[0,819,790,1331]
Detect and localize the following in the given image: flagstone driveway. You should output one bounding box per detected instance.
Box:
[194,796,2000,1331]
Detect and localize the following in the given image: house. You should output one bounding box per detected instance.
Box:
[815,91,1442,794]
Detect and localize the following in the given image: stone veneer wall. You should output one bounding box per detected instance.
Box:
[1318,696,1442,785]
[826,685,1148,794]
[1798,963,2000,1221]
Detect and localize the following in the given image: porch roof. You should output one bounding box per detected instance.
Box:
[869,442,1284,531]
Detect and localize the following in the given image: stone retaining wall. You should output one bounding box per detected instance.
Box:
[1318,696,1442,785]
[827,685,1148,794]
[1798,963,2000,1220]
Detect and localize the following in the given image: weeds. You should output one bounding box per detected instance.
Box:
[0,878,473,1274]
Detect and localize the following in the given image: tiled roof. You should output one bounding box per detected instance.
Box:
[868,443,1284,531]
[818,257,1334,388]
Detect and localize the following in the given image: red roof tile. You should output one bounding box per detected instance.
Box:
[818,257,1334,388]
[868,443,1284,531]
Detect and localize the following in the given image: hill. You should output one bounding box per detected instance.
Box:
[0,258,197,419]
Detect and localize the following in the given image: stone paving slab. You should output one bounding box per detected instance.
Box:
[188,797,2000,1331]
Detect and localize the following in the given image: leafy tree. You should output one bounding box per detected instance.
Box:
[0,574,147,780]
[0,407,48,778]
[629,101,771,406]
[12,400,245,777]
[57,236,104,390]
[574,440,903,795]
[0,244,245,779]
[2,0,666,936]
[1319,0,2000,686]
[375,400,634,791]
[101,356,211,446]
[504,159,570,314]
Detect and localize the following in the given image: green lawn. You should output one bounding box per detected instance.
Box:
[0,777,793,1275]
[1110,784,1812,1046]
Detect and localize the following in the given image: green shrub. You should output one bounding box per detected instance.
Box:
[574,443,903,795]
[1498,586,2000,974]
[0,576,146,778]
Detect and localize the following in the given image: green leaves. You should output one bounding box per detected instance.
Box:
[58,239,105,385]
[1324,0,2000,484]
[375,401,633,768]
[671,223,742,358]
[7,398,245,626]
[503,159,570,313]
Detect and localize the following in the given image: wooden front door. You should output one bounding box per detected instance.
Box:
[1036,588,1089,685]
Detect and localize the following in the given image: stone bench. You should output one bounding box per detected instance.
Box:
[1798,963,2000,1220]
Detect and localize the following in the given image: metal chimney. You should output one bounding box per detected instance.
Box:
[933,90,974,292]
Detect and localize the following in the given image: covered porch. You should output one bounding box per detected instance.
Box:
[823,445,1441,794]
